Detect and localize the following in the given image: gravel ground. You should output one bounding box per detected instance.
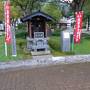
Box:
[0,62,90,90]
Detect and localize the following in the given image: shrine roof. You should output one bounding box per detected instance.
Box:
[21,10,54,22]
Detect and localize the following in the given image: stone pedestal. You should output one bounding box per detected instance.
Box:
[27,32,49,52]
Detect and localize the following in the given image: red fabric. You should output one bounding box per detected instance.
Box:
[74,11,83,44]
[5,1,11,44]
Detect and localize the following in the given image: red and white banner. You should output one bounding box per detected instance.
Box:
[4,0,11,44]
[74,11,83,44]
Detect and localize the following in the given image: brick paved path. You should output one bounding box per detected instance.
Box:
[0,62,90,90]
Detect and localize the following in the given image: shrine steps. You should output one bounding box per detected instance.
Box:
[31,50,51,56]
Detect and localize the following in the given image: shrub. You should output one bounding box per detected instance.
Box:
[52,28,60,36]
[48,36,60,51]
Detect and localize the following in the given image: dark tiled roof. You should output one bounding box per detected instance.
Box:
[0,21,3,24]
[21,10,54,22]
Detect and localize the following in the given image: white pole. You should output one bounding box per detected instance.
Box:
[5,42,7,56]
[4,1,7,56]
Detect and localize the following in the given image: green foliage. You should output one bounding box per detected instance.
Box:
[0,0,21,21]
[0,1,4,20]
[0,35,18,62]
[48,36,74,56]
[48,30,90,56]
[11,0,41,16]
[0,30,31,62]
[16,38,32,60]
[74,34,90,54]
[11,6,21,19]
[48,36,60,51]
[17,24,26,30]
[52,28,63,36]
[83,0,90,18]
[82,0,90,27]
[0,0,42,20]
[42,2,62,20]
[16,24,27,39]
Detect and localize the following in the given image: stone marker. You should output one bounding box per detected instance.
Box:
[61,31,71,52]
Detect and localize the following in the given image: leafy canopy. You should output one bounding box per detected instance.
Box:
[42,2,62,20]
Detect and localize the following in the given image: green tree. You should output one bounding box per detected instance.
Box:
[11,6,21,19]
[0,0,21,21]
[42,2,62,20]
[70,0,86,12]
[0,0,4,20]
[11,0,42,16]
[83,0,90,15]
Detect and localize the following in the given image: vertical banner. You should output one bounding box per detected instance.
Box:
[74,11,83,44]
[5,0,11,45]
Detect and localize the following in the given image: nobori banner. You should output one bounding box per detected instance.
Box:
[74,11,83,44]
[4,0,11,44]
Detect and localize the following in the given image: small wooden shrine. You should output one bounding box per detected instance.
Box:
[21,10,54,52]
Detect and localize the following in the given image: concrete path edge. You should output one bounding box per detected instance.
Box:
[0,54,90,70]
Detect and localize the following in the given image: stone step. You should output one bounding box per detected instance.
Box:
[31,50,51,56]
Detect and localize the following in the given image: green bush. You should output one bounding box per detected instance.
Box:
[52,28,60,36]
[16,31,27,39]
[48,36,60,51]
[17,23,26,31]
[48,36,75,56]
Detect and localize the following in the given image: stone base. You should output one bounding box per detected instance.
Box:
[31,50,51,56]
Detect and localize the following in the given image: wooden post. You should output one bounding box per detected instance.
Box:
[29,22,32,38]
[45,22,47,37]
[27,22,28,34]
[27,22,29,37]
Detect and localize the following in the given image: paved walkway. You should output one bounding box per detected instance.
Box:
[0,62,90,90]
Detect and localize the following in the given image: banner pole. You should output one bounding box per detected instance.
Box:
[11,26,17,57]
[4,0,11,56]
[5,42,7,56]
[4,1,7,56]
[71,34,74,51]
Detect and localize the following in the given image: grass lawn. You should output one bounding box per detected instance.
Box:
[0,30,32,62]
[48,36,74,56]
[0,27,90,62]
[74,34,90,54]
[48,31,90,56]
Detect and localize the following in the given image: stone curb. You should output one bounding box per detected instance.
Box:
[0,55,90,70]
